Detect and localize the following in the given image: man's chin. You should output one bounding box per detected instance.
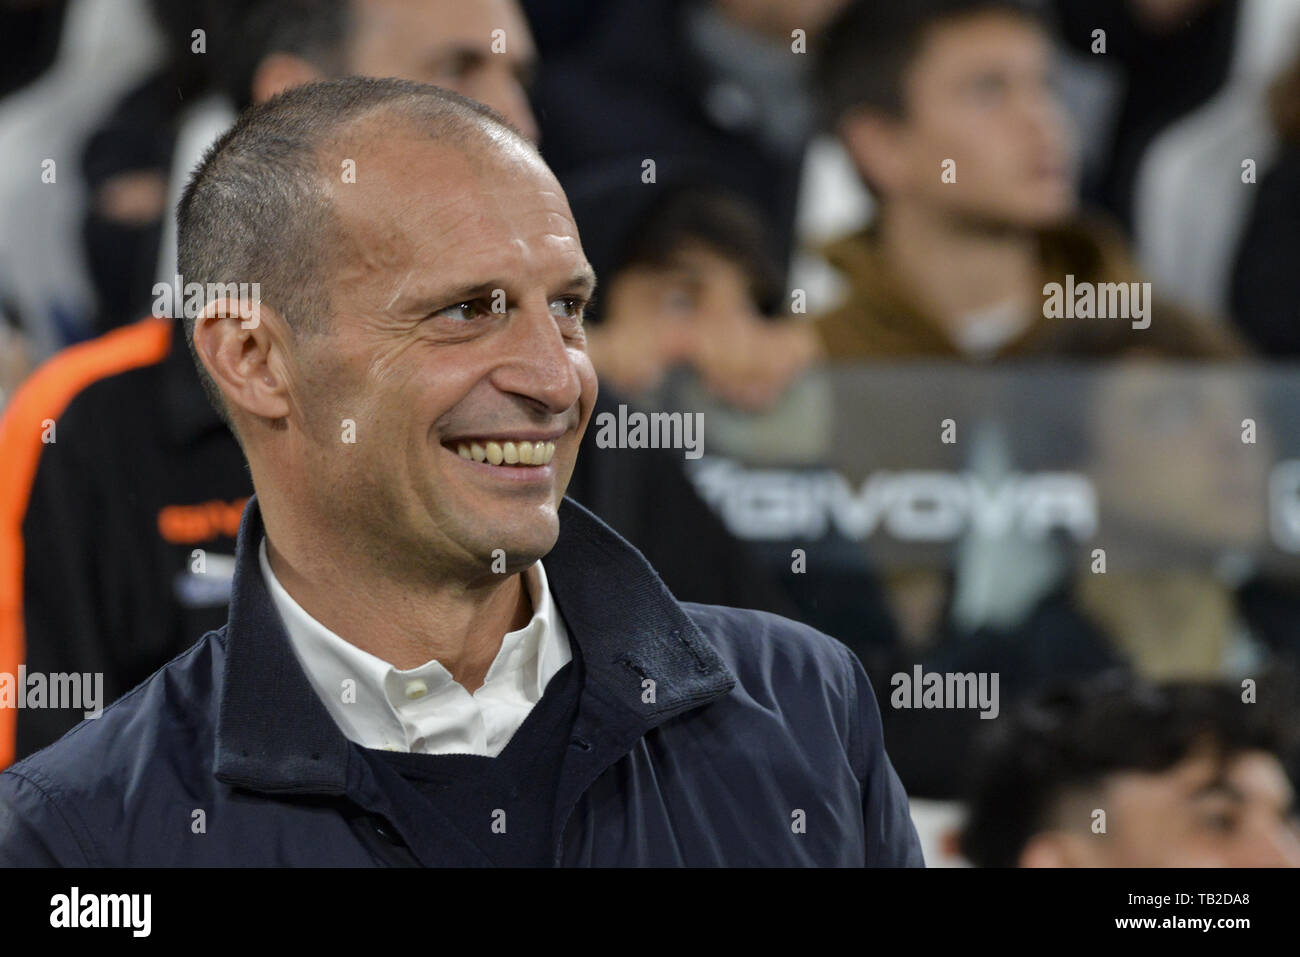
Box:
[475,517,561,568]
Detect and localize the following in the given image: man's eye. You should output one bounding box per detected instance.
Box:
[435,301,487,322]
[550,296,585,322]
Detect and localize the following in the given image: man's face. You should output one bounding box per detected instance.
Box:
[347,0,539,141]
[872,13,1075,228]
[283,121,596,580]
[607,244,760,347]
[1078,749,1300,867]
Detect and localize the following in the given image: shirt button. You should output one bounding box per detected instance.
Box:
[403,679,428,699]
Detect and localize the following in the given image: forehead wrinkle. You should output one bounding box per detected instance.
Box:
[417,197,582,292]
[332,182,477,296]
[331,138,580,305]
[472,185,581,262]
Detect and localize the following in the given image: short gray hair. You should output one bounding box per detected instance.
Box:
[176,76,528,429]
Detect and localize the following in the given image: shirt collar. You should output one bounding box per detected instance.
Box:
[257,537,571,752]
[215,496,736,793]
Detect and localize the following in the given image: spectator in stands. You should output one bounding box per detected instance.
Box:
[552,187,809,634]
[808,0,1202,361]
[569,178,899,664]
[960,675,1300,866]
[1231,41,1300,355]
[574,181,813,409]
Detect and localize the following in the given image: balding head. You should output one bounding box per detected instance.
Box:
[177,76,534,429]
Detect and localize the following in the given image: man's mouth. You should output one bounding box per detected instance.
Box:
[450,439,557,467]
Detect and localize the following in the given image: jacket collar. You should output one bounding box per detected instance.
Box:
[214,495,736,794]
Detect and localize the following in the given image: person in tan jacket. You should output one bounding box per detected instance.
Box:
[814,217,1166,360]
[809,0,1195,361]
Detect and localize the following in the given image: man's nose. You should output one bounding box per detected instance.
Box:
[491,300,583,414]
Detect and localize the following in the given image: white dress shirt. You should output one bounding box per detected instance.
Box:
[258,538,572,756]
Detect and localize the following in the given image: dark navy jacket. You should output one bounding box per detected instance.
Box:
[0,496,923,866]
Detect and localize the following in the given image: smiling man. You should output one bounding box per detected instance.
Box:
[0,78,922,867]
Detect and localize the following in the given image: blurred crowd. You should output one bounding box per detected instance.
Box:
[4,0,1300,865]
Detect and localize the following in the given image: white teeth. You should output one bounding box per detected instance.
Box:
[455,440,555,466]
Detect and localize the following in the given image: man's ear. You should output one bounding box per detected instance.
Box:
[250,53,326,105]
[838,106,910,196]
[192,297,294,424]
